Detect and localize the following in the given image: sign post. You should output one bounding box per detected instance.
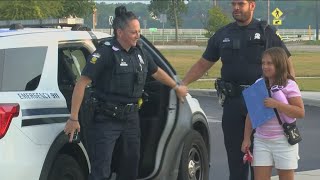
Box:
[109,16,114,35]
[272,7,283,39]
[159,14,167,45]
[149,28,157,44]
[92,8,97,30]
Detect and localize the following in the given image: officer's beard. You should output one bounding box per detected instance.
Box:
[232,10,252,24]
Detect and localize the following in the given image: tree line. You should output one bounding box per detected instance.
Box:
[0,0,95,20]
[0,1,317,39]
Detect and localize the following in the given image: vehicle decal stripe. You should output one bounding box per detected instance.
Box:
[22,108,69,116]
[22,117,67,127]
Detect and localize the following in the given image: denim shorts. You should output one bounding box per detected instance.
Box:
[253,135,299,170]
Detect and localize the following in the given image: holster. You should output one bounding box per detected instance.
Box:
[215,78,236,97]
[215,78,249,97]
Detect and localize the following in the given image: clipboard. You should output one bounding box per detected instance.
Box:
[242,79,276,128]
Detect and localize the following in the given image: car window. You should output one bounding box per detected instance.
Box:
[58,47,89,84]
[0,47,47,91]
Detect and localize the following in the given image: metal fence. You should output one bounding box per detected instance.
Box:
[95,28,318,43]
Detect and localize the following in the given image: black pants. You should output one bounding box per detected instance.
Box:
[87,111,140,180]
[222,96,254,180]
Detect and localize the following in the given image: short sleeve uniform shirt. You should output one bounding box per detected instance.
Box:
[82,38,158,102]
[202,19,291,85]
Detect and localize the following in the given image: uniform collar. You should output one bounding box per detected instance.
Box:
[111,37,140,53]
[246,18,260,29]
[233,18,259,30]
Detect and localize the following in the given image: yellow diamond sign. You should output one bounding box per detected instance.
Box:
[272,8,283,19]
[273,19,282,26]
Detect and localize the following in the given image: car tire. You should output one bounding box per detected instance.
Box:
[48,154,85,180]
[178,130,209,180]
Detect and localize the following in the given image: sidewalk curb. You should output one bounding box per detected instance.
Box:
[189,89,320,108]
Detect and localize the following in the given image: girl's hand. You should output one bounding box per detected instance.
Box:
[264,97,279,108]
[241,139,251,153]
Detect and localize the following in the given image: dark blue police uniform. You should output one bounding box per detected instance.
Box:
[82,38,158,180]
[203,19,291,180]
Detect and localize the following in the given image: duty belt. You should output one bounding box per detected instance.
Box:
[95,102,139,120]
[239,85,250,91]
[215,78,250,98]
[103,102,139,114]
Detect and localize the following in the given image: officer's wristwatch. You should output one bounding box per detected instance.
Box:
[173,83,180,90]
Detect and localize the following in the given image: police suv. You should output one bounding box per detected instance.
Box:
[0,18,210,180]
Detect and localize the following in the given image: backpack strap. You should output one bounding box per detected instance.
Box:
[264,79,283,125]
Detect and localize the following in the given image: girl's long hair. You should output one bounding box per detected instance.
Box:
[262,47,295,87]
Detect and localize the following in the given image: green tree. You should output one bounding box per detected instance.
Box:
[0,0,62,20]
[148,0,188,42]
[60,0,95,18]
[0,0,94,20]
[181,1,212,28]
[204,6,231,38]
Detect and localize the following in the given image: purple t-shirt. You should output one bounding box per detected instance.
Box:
[255,79,302,139]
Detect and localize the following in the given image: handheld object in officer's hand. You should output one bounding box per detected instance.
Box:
[70,130,80,143]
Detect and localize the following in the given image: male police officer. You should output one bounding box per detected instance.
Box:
[182,0,294,180]
[64,6,188,180]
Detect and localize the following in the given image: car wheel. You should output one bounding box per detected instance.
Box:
[178,130,209,180]
[48,154,85,180]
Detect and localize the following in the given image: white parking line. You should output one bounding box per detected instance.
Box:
[207,116,222,123]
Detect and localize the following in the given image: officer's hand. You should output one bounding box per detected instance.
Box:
[64,119,81,143]
[175,85,188,103]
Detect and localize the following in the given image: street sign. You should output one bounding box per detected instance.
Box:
[272,8,283,19]
[273,19,282,26]
[159,14,167,23]
[109,16,114,25]
[149,28,157,32]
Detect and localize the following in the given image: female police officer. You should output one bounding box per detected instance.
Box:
[64,6,188,180]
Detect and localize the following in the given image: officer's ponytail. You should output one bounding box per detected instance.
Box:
[112,6,138,37]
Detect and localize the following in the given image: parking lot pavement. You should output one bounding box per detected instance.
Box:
[271,169,320,180]
[190,89,320,180]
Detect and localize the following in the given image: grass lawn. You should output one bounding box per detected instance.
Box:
[160,49,320,91]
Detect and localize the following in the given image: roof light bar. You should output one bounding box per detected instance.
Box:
[0,18,84,28]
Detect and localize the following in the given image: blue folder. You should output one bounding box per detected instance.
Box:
[242,79,276,129]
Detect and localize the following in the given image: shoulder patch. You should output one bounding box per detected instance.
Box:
[90,53,101,64]
[90,57,98,64]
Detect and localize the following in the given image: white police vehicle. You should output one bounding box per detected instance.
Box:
[0,18,210,180]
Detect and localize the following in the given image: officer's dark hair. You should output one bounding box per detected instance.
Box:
[262,47,295,86]
[112,6,138,37]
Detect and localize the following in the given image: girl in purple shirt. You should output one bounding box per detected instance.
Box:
[242,47,305,180]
